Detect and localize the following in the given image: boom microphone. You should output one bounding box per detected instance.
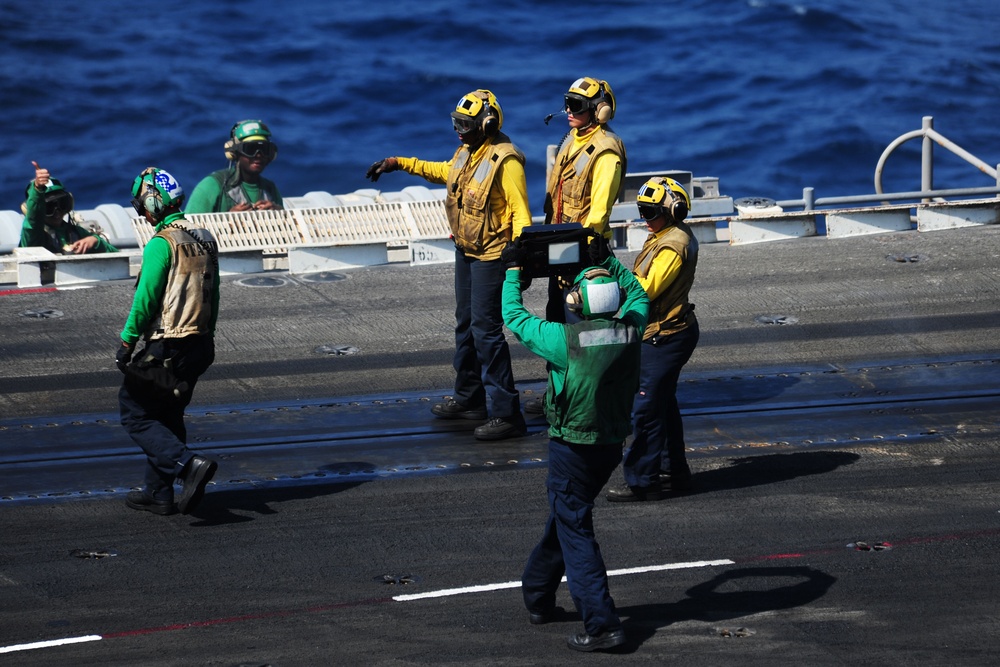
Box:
[543,110,567,125]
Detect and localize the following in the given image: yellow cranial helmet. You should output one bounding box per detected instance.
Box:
[451,89,503,138]
[565,77,616,124]
[636,177,690,223]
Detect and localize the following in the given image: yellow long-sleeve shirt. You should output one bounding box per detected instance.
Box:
[396,139,531,257]
[635,228,683,301]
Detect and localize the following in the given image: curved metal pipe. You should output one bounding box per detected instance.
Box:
[875,117,999,202]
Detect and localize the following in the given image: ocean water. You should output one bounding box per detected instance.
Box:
[3,0,1000,214]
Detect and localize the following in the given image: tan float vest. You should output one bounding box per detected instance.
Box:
[148,226,218,340]
[545,126,627,235]
[633,222,698,340]
[444,132,524,257]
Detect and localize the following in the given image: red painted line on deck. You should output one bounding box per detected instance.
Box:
[101,597,393,639]
[0,287,58,296]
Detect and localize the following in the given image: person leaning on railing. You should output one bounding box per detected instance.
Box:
[19,161,118,254]
[185,119,283,214]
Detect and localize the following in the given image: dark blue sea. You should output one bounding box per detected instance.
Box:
[4,0,999,214]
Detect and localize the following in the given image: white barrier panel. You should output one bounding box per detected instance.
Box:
[287,243,389,274]
[917,200,1000,232]
[409,239,455,266]
[729,214,817,245]
[825,208,913,238]
[53,252,136,285]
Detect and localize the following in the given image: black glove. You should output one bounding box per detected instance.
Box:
[115,341,134,374]
[365,157,398,182]
[587,233,612,265]
[500,240,526,270]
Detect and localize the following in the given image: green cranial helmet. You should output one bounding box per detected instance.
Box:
[130,167,185,219]
[225,119,277,161]
[231,119,272,142]
[566,267,623,319]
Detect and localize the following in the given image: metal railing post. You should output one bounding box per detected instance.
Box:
[803,187,815,211]
[922,116,934,201]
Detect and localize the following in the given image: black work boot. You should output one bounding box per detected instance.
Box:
[431,400,488,420]
[605,481,664,503]
[177,456,218,515]
[125,489,176,515]
[474,415,527,441]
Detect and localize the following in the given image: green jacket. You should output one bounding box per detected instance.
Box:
[185,169,283,214]
[502,256,649,445]
[20,181,118,254]
[121,212,220,344]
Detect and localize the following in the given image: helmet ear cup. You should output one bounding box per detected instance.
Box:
[224,139,237,161]
[482,112,499,137]
[565,286,584,312]
[144,192,162,217]
[595,99,612,124]
[478,90,501,137]
[594,80,615,124]
[669,194,689,222]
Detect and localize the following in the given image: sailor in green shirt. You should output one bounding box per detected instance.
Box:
[501,248,648,652]
[185,119,283,213]
[117,167,220,517]
[19,161,118,254]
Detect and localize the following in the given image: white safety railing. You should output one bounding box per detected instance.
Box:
[776,117,1000,211]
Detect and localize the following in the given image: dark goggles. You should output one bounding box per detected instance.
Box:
[451,115,478,135]
[564,95,590,115]
[130,196,146,216]
[44,194,72,216]
[637,203,665,221]
[237,140,274,158]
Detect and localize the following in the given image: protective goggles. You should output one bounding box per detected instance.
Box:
[564,95,590,115]
[637,204,665,221]
[44,194,72,216]
[130,196,146,216]
[451,115,478,135]
[237,140,275,158]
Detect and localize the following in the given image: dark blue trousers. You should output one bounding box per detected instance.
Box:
[623,322,700,488]
[452,250,519,419]
[522,439,623,636]
[119,335,214,499]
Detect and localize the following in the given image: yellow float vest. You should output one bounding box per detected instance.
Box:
[633,222,698,340]
[545,127,627,236]
[444,132,524,257]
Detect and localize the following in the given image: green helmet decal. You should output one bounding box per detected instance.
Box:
[130,167,184,218]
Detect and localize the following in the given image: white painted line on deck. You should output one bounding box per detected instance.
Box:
[0,635,102,654]
[392,558,735,602]
[1,558,738,653]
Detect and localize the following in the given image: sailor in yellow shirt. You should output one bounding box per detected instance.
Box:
[542,77,626,323]
[366,89,530,440]
[606,177,700,503]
